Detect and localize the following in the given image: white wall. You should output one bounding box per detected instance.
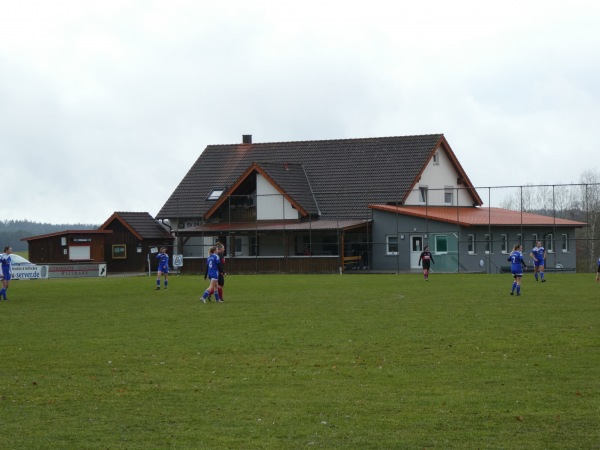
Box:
[256,174,299,220]
[404,146,476,206]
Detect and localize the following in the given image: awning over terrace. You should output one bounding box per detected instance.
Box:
[176,219,370,233]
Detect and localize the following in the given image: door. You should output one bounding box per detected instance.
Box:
[410,235,424,269]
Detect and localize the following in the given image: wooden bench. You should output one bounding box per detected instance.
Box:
[342,255,362,270]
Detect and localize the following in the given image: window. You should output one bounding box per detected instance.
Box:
[444,187,453,205]
[562,233,569,253]
[501,234,508,254]
[435,235,448,254]
[432,152,439,165]
[419,187,428,204]
[546,234,554,253]
[485,234,493,254]
[206,187,225,200]
[112,244,127,259]
[69,246,91,260]
[467,234,475,254]
[386,235,398,255]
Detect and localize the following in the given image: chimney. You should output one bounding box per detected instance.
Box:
[242,134,252,144]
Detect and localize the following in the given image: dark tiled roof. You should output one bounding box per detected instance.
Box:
[157,134,461,220]
[99,212,172,240]
[257,162,319,216]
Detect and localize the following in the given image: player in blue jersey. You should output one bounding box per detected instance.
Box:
[530,241,547,282]
[155,247,169,290]
[508,244,527,296]
[207,242,226,302]
[596,257,600,282]
[201,246,222,303]
[0,246,13,300]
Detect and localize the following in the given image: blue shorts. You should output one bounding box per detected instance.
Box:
[533,259,545,267]
[158,265,169,274]
[1,267,11,281]
[512,269,523,278]
[207,271,219,281]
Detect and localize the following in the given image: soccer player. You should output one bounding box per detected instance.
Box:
[418,245,435,281]
[215,242,226,301]
[509,244,527,296]
[205,242,226,301]
[0,246,12,300]
[530,241,547,282]
[155,247,169,290]
[201,246,222,303]
[596,257,600,282]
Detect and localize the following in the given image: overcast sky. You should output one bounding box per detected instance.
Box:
[1,0,599,224]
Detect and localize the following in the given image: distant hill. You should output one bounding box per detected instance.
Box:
[0,220,99,252]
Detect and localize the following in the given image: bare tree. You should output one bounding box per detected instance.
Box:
[579,170,600,269]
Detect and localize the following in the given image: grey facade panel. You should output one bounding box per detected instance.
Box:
[371,210,579,273]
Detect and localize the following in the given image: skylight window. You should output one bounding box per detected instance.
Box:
[207,188,225,201]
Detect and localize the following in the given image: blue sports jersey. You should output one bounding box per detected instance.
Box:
[156,252,169,270]
[0,253,11,280]
[531,246,545,264]
[0,253,10,268]
[508,251,525,274]
[206,253,221,279]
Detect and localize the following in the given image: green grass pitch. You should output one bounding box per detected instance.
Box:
[1,273,599,448]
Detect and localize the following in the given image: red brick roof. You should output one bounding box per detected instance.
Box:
[369,205,587,227]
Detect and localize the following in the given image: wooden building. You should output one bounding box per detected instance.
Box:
[25,230,113,264]
[24,212,174,274]
[98,212,174,273]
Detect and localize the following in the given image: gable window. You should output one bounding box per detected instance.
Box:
[419,187,428,204]
[485,234,493,254]
[444,187,453,205]
[501,234,508,254]
[386,235,398,255]
[562,233,569,253]
[207,188,225,201]
[432,151,440,165]
[467,234,475,254]
[546,234,554,253]
[435,235,448,254]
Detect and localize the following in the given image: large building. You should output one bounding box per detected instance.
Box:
[157,134,586,274]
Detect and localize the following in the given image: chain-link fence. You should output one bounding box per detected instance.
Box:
[174,183,600,274]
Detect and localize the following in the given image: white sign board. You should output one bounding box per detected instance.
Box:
[173,254,184,267]
[10,265,49,280]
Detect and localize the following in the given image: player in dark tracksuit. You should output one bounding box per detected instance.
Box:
[418,245,435,281]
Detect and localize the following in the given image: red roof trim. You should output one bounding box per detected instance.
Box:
[369,205,587,227]
[22,230,113,242]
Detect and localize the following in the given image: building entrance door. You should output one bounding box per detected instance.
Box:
[410,235,424,269]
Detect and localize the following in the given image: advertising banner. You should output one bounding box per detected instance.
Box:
[10,265,49,280]
[47,263,108,278]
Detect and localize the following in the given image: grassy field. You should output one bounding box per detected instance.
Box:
[1,273,599,449]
